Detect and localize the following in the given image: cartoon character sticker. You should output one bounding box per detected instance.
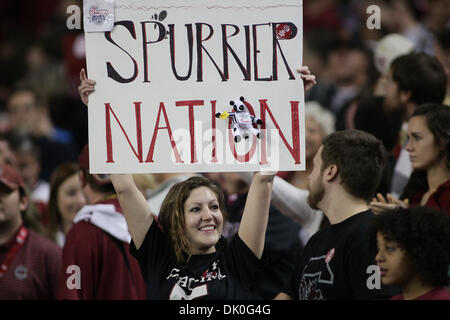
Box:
[215,96,263,143]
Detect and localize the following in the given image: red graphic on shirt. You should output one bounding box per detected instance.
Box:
[325,248,335,264]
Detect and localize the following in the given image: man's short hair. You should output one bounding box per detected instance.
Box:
[321,130,385,202]
[391,53,446,106]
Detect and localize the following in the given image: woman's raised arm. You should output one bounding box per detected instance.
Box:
[238,172,275,259]
[111,174,154,249]
[77,68,153,249]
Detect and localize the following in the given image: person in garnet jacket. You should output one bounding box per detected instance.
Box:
[0,162,61,299]
[57,144,146,299]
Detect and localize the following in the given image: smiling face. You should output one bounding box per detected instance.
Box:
[375,232,414,286]
[57,173,86,228]
[405,115,443,171]
[183,186,224,255]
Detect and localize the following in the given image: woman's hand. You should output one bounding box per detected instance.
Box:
[297,66,317,93]
[78,68,96,106]
[369,193,409,215]
[110,174,136,194]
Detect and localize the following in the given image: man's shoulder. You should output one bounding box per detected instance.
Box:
[314,211,374,247]
[323,211,374,234]
[65,221,105,242]
[341,211,375,239]
[27,230,61,257]
[345,210,374,228]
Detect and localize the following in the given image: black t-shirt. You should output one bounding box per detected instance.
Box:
[130,221,260,300]
[223,192,302,299]
[284,210,392,300]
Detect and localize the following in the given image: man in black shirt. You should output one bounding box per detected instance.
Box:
[276,130,394,300]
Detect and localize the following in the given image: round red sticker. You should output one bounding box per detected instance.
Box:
[276,24,293,40]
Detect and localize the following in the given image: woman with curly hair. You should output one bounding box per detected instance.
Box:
[368,206,450,300]
[370,103,450,215]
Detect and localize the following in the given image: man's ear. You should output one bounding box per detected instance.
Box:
[19,193,29,212]
[324,164,338,182]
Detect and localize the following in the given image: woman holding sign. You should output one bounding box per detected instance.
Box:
[113,173,274,299]
[79,69,275,299]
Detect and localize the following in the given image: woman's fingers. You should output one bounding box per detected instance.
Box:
[369,200,404,215]
[369,203,385,215]
[376,193,387,204]
[79,84,95,94]
[80,79,96,86]
[385,194,409,208]
[297,66,310,75]
[296,66,316,93]
[80,87,94,95]
[386,193,397,203]
[79,68,96,106]
[80,68,87,81]
[369,202,397,212]
[80,68,96,84]
[404,198,409,207]
[298,67,316,90]
[301,74,316,82]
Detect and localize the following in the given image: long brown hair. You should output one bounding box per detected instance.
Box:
[47,162,80,242]
[401,103,450,201]
[158,176,227,267]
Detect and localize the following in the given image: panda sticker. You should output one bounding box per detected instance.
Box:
[215,96,263,143]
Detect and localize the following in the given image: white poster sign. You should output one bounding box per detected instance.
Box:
[84,0,305,173]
